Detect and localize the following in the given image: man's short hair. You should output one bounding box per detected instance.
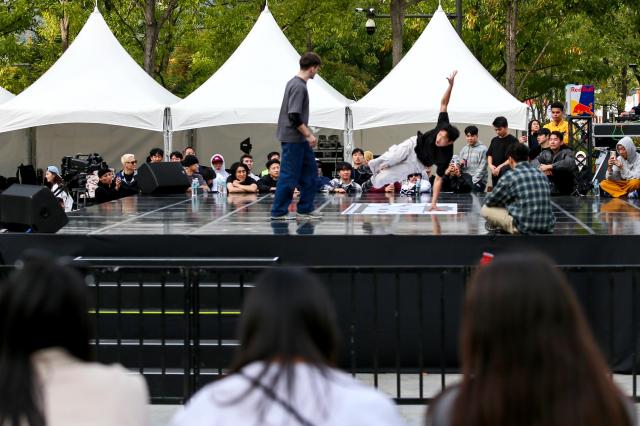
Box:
[267,151,280,160]
[537,128,551,137]
[98,168,112,178]
[181,155,199,168]
[506,143,529,162]
[149,148,164,157]
[300,52,322,70]
[121,154,135,165]
[351,148,364,156]
[266,159,280,169]
[550,101,564,111]
[170,150,183,159]
[183,146,195,154]
[550,131,564,140]
[443,124,460,142]
[240,154,253,161]
[492,116,508,128]
[336,162,352,171]
[464,125,479,136]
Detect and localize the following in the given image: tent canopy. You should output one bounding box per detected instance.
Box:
[0,87,14,104]
[171,6,351,131]
[0,8,180,133]
[351,6,527,131]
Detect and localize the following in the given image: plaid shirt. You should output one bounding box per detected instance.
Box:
[484,162,555,234]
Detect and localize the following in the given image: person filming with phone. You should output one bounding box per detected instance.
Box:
[599,137,640,198]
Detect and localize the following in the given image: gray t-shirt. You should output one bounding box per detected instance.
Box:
[276,76,309,143]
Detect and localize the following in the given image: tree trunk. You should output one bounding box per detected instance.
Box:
[390,0,404,67]
[619,67,628,113]
[505,0,518,96]
[59,1,69,51]
[142,1,159,76]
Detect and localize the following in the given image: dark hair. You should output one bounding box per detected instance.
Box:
[443,124,460,142]
[0,254,92,426]
[550,101,564,111]
[337,162,352,171]
[537,127,551,136]
[149,148,164,157]
[97,168,112,178]
[492,116,508,128]
[170,151,183,160]
[228,268,338,419]
[45,172,64,188]
[351,148,364,156]
[464,125,478,136]
[506,143,529,162]
[550,131,565,141]
[240,154,253,161]
[445,253,629,426]
[265,159,280,170]
[299,52,322,70]
[528,119,541,134]
[267,151,280,161]
[229,162,248,178]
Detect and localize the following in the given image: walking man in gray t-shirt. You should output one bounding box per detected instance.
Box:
[271,52,322,220]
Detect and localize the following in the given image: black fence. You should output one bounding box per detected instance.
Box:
[4,260,640,405]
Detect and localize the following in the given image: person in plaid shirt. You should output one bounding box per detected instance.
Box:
[481,144,555,234]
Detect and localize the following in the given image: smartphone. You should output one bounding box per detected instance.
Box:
[610,151,617,160]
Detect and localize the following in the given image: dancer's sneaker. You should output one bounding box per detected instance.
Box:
[296,211,323,220]
[270,214,295,221]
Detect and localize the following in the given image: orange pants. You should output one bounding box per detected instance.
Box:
[600,179,640,198]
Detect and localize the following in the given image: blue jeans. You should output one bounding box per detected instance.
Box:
[271,142,316,217]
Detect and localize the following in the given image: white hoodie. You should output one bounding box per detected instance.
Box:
[607,137,640,180]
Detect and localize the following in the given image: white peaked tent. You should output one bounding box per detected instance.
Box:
[0,87,14,104]
[0,8,179,133]
[351,5,527,131]
[171,5,351,132]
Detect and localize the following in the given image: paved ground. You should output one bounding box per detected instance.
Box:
[150,373,639,425]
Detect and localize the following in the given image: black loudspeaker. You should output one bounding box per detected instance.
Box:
[137,162,190,195]
[0,184,69,233]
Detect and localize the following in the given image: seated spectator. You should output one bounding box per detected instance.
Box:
[329,162,362,194]
[481,144,555,234]
[0,254,148,426]
[316,159,331,191]
[94,168,121,204]
[400,172,431,196]
[351,148,372,185]
[458,125,488,192]
[428,252,635,426]
[226,162,258,194]
[44,165,73,212]
[183,146,196,157]
[182,147,214,185]
[260,152,280,177]
[430,157,472,194]
[182,155,209,194]
[529,127,550,160]
[487,116,519,187]
[171,267,404,426]
[600,136,640,198]
[115,154,138,197]
[257,159,280,193]
[210,154,229,192]
[531,131,577,195]
[170,151,183,162]
[149,147,164,163]
[241,154,260,181]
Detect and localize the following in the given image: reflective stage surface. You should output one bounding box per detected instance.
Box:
[61,193,640,236]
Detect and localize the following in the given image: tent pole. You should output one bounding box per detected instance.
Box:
[163,108,173,160]
[343,107,354,163]
[28,127,37,168]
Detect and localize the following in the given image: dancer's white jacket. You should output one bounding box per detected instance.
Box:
[368,135,426,188]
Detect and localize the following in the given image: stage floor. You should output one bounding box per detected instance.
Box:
[60,192,640,236]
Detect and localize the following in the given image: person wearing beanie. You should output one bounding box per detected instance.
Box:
[600,136,640,198]
[94,169,121,204]
[115,154,138,198]
[182,155,209,194]
[44,165,73,212]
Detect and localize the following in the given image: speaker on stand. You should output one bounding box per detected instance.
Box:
[0,184,69,233]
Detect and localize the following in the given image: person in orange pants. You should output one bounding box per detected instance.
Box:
[600,136,640,198]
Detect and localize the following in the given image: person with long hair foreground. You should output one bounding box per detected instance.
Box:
[427,253,636,426]
[0,254,148,426]
[173,267,404,426]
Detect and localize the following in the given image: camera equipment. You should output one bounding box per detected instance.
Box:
[61,153,108,192]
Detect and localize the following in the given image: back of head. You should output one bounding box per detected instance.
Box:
[506,143,529,163]
[0,253,92,426]
[232,267,338,371]
[450,252,629,426]
[299,52,322,70]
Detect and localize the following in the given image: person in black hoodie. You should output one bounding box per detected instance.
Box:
[257,160,280,193]
[531,131,577,195]
[94,169,121,204]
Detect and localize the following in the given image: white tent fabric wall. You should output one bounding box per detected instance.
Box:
[0,8,179,133]
[33,124,188,173]
[0,86,14,104]
[171,5,351,132]
[351,5,527,132]
[0,87,29,177]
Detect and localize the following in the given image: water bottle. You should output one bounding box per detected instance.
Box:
[593,179,600,197]
[218,179,226,195]
[415,179,421,200]
[191,178,199,198]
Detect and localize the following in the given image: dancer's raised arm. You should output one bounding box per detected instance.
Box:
[440,70,457,113]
